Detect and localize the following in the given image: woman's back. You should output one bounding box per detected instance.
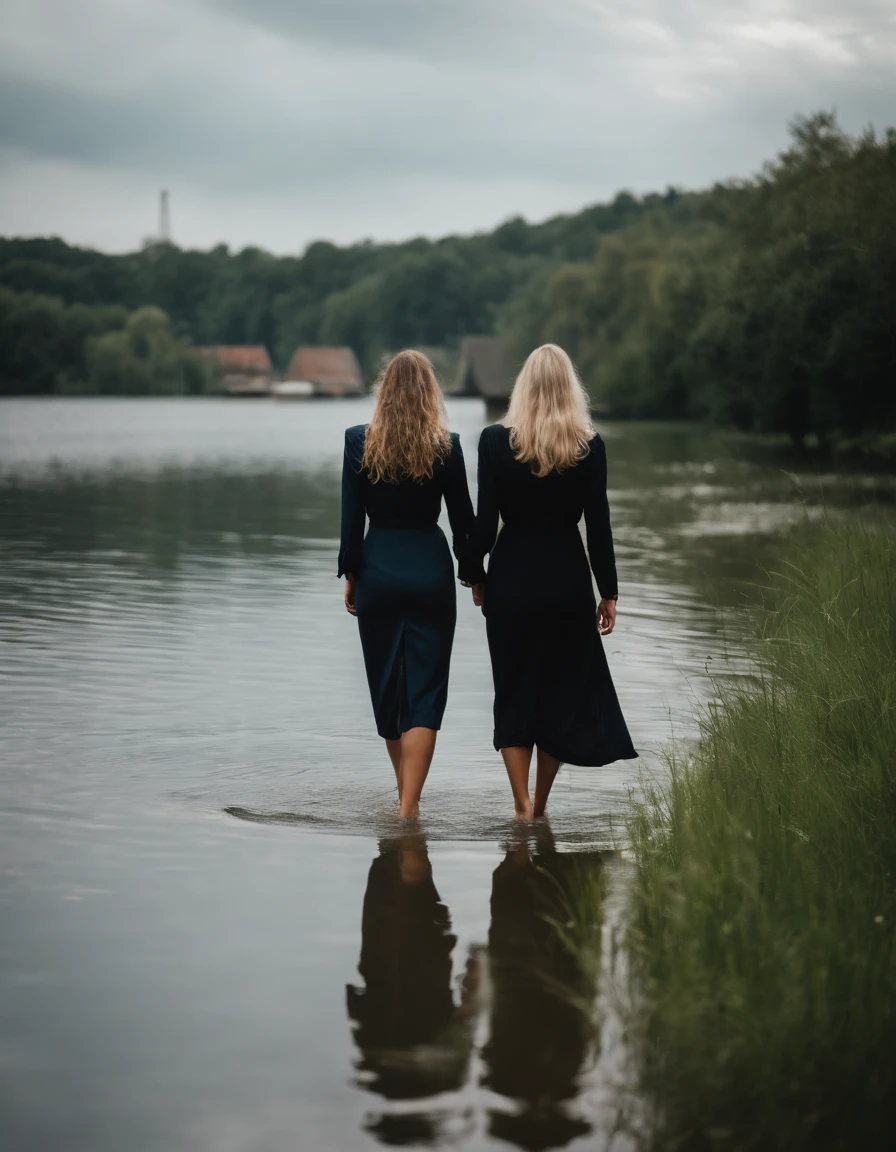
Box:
[343,424,467,531]
[468,423,617,606]
[478,423,599,533]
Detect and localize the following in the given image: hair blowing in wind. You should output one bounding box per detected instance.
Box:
[362,350,451,484]
[504,344,594,477]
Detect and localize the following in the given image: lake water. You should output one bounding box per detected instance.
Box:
[1,398,892,1151]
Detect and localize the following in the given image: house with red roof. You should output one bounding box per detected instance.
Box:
[195,345,273,396]
[284,346,364,397]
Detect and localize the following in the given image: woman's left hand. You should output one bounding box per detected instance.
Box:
[344,575,357,616]
[472,583,485,609]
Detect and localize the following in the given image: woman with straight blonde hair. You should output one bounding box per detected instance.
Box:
[460,344,636,820]
[339,350,476,817]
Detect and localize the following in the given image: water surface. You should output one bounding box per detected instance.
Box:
[1,398,891,1150]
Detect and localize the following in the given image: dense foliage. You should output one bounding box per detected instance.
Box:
[0,289,213,396]
[80,306,215,396]
[513,114,896,440]
[1,114,893,441]
[627,522,896,1150]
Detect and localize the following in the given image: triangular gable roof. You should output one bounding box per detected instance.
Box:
[195,345,272,374]
[449,336,514,400]
[285,346,363,388]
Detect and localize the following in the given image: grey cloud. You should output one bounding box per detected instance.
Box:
[0,67,643,190]
[198,0,579,61]
[203,0,896,63]
[2,63,890,199]
[1,0,894,248]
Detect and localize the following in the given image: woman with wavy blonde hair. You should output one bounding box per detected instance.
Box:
[461,344,636,820]
[339,350,476,817]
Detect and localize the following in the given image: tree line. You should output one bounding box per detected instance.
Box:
[1,113,893,442]
[511,113,896,444]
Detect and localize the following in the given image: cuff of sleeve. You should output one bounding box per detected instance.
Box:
[457,554,487,585]
[458,567,487,586]
[454,534,486,586]
[337,551,361,579]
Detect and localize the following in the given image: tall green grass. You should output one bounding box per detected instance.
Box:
[627,521,896,1150]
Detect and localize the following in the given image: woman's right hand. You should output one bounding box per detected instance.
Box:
[598,598,616,635]
[344,575,357,616]
[471,583,485,609]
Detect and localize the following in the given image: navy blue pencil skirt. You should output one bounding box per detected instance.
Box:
[354,524,457,740]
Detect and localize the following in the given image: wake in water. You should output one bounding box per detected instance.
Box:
[221,781,630,848]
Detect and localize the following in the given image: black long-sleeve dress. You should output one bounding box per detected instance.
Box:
[338,424,475,740]
[460,424,636,766]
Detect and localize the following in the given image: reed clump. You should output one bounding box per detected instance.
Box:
[627,521,896,1150]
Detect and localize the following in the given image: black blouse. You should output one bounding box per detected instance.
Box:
[337,424,476,578]
[460,424,620,599]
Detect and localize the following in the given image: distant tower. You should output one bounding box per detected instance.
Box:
[159,190,171,244]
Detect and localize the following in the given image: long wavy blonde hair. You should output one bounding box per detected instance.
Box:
[504,344,594,477]
[363,350,451,484]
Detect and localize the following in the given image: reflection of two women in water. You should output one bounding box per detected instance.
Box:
[346,828,605,1149]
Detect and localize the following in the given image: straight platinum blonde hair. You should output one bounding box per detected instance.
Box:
[503,344,594,477]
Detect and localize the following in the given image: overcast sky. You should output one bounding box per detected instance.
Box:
[0,0,893,254]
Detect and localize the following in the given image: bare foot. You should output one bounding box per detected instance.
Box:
[513,803,534,822]
[399,802,420,819]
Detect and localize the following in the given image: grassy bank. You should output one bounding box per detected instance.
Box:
[627,522,896,1150]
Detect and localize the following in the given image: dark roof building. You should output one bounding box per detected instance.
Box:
[194,345,273,396]
[285,346,364,396]
[195,345,273,376]
[449,336,514,401]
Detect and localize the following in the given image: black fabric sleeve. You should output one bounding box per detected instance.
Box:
[337,428,366,578]
[442,434,477,574]
[583,436,619,600]
[458,428,498,585]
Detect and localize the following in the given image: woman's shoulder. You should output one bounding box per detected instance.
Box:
[442,431,470,472]
[439,429,463,457]
[479,423,509,445]
[344,424,367,467]
[579,431,607,471]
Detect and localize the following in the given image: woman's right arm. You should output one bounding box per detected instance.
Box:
[337,428,366,590]
[458,428,498,589]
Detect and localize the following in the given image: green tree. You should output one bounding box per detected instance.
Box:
[0,286,127,395]
[84,306,211,395]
